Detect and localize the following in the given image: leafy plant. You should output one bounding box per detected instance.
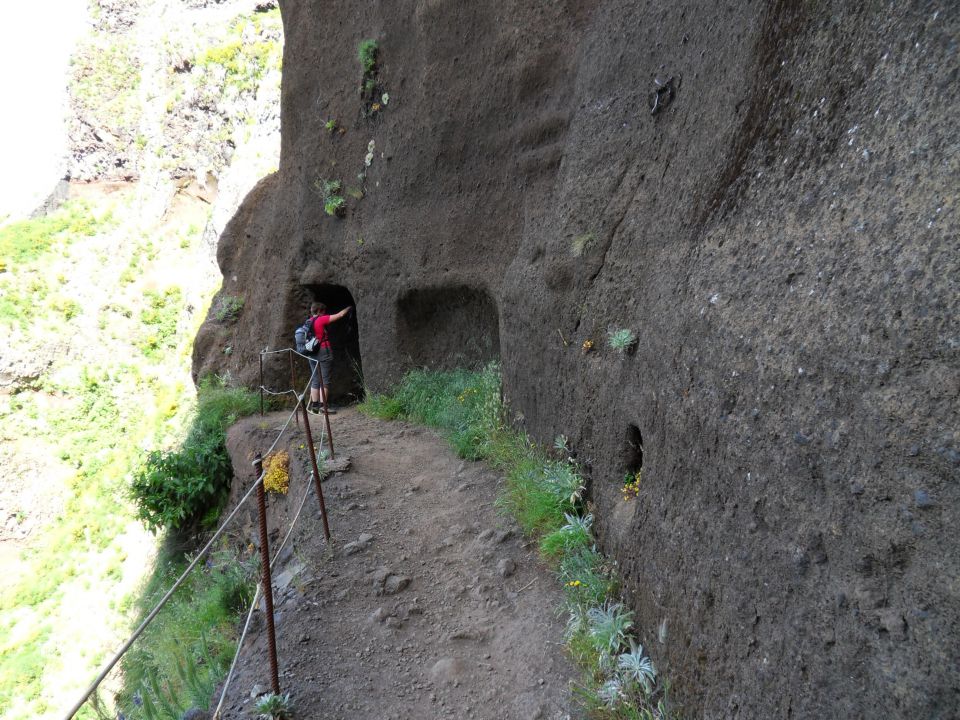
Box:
[357,39,378,75]
[324,118,337,133]
[597,677,625,708]
[618,639,657,695]
[314,178,346,217]
[130,377,259,533]
[607,328,637,354]
[559,547,617,608]
[255,692,294,719]
[324,195,346,217]
[541,513,593,559]
[588,602,634,669]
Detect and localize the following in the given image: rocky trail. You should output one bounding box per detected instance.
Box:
[220,408,576,720]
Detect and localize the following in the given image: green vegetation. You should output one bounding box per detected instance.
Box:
[70,35,142,147]
[140,287,185,358]
[540,513,593,560]
[357,38,386,117]
[357,39,378,75]
[0,201,102,267]
[116,549,256,720]
[195,11,282,96]
[572,232,595,257]
[255,692,294,719]
[0,195,248,718]
[607,328,637,354]
[361,365,676,718]
[213,294,244,323]
[314,178,346,217]
[130,377,260,533]
[0,201,111,328]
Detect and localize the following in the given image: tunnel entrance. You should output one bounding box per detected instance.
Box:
[396,285,500,369]
[623,424,643,478]
[302,284,363,403]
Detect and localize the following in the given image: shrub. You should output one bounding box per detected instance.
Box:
[130,377,259,533]
[357,39,378,75]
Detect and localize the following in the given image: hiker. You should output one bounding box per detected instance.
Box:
[304,302,352,415]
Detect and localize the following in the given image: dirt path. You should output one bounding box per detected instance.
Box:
[221,408,576,720]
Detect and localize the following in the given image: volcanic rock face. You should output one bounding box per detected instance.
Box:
[194,1,959,716]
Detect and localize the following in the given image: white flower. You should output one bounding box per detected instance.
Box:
[367,139,376,152]
[381,93,390,105]
[364,152,374,166]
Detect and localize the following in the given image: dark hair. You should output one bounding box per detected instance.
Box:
[310,302,327,315]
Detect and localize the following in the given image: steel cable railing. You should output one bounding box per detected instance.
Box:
[64,359,332,719]
[212,418,327,719]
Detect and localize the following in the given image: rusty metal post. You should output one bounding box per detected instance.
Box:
[258,353,264,417]
[289,350,299,429]
[299,398,331,541]
[253,453,280,695]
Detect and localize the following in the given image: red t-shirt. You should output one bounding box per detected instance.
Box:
[312,315,332,349]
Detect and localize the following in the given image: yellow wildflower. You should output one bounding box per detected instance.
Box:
[263,450,290,495]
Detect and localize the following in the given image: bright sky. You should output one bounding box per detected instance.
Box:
[0,0,89,220]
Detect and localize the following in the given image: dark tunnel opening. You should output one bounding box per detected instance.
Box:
[301,284,363,403]
[624,424,644,478]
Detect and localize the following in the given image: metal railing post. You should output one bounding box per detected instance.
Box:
[253,453,280,695]
[259,352,265,417]
[299,397,332,541]
[289,350,299,429]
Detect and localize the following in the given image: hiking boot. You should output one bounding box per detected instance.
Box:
[323,405,337,415]
[307,401,322,415]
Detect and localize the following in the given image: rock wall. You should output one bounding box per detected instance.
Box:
[194,1,959,716]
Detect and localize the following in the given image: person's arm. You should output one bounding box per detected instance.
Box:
[330,306,353,322]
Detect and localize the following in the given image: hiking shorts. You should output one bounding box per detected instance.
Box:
[309,347,332,391]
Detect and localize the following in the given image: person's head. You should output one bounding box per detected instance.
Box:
[310,301,327,316]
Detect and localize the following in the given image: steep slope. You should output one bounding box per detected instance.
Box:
[194,1,960,716]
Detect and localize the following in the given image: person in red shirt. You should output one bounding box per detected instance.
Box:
[307,302,352,414]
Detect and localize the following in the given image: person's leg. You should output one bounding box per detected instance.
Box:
[309,360,321,409]
[318,350,335,412]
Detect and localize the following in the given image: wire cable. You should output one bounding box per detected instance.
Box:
[64,365,319,719]
[212,421,327,719]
